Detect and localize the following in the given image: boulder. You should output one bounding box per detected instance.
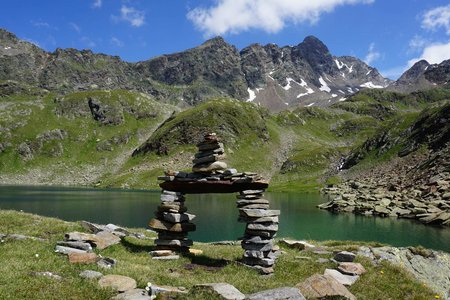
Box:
[192,283,245,300]
[338,262,367,276]
[79,270,103,279]
[334,251,356,262]
[93,231,122,250]
[296,274,356,300]
[324,269,359,286]
[246,287,306,300]
[98,275,137,293]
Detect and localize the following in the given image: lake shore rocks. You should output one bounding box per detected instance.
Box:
[320,174,450,227]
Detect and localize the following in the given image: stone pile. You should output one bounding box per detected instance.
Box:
[192,133,227,174]
[237,189,280,274]
[148,190,196,252]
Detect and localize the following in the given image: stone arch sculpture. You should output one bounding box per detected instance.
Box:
[149,133,280,274]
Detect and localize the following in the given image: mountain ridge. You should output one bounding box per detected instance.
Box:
[1,28,390,111]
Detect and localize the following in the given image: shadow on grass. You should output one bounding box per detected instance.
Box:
[121,237,156,253]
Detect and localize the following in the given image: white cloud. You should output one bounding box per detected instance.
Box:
[364,43,381,65]
[422,4,450,35]
[69,22,81,33]
[408,41,450,66]
[92,0,102,8]
[110,37,124,47]
[187,0,374,37]
[113,5,145,27]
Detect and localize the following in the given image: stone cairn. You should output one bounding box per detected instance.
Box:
[148,191,196,252]
[238,189,280,274]
[152,133,280,273]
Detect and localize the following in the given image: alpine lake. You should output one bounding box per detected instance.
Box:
[1,185,449,252]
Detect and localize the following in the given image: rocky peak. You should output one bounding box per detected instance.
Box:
[296,36,334,74]
[397,60,430,85]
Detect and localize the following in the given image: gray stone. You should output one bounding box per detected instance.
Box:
[247,223,278,232]
[324,269,359,286]
[192,283,245,300]
[242,241,273,251]
[240,190,265,195]
[55,245,87,255]
[57,241,93,251]
[98,275,137,292]
[97,257,117,268]
[297,274,356,300]
[242,257,275,267]
[279,239,315,250]
[155,239,193,247]
[246,287,306,300]
[238,216,278,224]
[192,161,228,173]
[80,221,106,233]
[152,255,180,260]
[159,212,196,223]
[240,209,280,218]
[242,235,272,244]
[79,270,103,279]
[334,251,356,262]
[93,231,122,249]
[112,289,151,300]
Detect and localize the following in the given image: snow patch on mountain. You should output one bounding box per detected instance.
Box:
[319,76,331,93]
[335,59,344,69]
[246,88,256,102]
[360,81,384,89]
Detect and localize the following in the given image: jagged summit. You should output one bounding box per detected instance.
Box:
[1,27,393,111]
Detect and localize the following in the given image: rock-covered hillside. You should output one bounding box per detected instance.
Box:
[1,28,390,110]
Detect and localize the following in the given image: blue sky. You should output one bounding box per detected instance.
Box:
[1,0,450,79]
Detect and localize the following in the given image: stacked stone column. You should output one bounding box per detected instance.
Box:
[238,189,280,274]
[192,133,227,174]
[148,190,196,251]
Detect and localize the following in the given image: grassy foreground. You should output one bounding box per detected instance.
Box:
[0,210,438,299]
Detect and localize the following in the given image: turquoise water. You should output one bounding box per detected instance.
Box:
[0,185,449,252]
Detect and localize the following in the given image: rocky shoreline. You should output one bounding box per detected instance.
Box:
[319,177,450,226]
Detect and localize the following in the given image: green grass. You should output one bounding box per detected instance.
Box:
[0,210,438,299]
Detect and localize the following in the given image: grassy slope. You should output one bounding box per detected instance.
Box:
[0,88,176,184]
[2,86,450,192]
[0,210,437,299]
